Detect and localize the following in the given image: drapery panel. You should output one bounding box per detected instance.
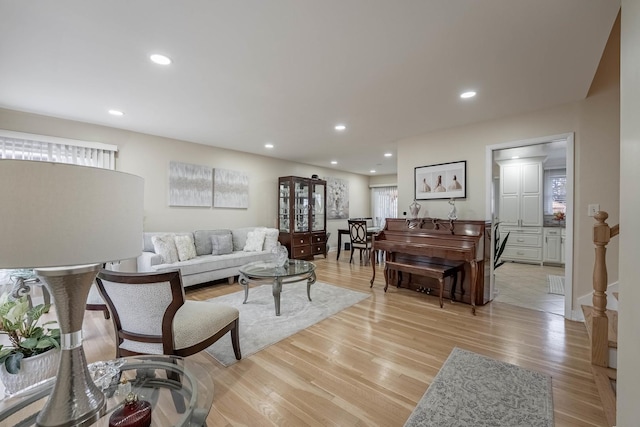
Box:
[371,186,398,228]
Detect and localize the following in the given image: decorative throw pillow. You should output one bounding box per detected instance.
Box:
[151,234,179,264]
[174,234,197,262]
[211,234,233,255]
[262,228,280,252]
[243,229,266,252]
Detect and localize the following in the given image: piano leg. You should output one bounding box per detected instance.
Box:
[369,247,377,287]
[470,259,478,315]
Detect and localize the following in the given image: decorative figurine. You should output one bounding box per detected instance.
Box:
[447,198,458,220]
[109,392,152,427]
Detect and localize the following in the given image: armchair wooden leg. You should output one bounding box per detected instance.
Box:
[231,319,242,360]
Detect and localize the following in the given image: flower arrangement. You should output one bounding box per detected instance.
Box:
[0,293,60,374]
[554,211,566,221]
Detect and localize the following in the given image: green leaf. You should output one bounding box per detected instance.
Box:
[21,337,38,349]
[36,337,57,349]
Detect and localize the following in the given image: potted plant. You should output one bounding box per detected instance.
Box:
[493,222,510,270]
[0,292,61,394]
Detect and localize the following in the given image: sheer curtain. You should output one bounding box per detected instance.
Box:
[0,130,117,170]
[371,186,398,228]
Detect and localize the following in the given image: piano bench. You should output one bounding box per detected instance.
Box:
[384,259,466,308]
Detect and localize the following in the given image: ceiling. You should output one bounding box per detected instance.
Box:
[0,1,619,176]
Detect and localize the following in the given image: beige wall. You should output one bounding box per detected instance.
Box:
[368,174,397,187]
[396,18,620,312]
[0,108,371,251]
[618,2,638,424]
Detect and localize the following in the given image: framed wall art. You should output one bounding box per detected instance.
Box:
[414,160,466,200]
[213,168,249,208]
[168,161,213,207]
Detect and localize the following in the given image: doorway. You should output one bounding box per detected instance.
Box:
[485,133,574,318]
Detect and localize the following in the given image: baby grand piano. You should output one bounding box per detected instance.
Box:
[370,218,491,314]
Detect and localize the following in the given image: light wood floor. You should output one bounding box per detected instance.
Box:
[71,257,606,426]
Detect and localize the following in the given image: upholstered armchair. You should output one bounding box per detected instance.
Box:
[95,269,241,360]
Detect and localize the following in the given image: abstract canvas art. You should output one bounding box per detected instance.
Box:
[168,161,213,207]
[213,168,249,208]
[325,176,349,219]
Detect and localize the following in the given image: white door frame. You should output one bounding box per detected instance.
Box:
[485,132,575,319]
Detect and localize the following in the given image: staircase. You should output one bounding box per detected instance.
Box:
[581,211,618,427]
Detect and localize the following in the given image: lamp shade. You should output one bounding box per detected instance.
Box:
[0,160,144,268]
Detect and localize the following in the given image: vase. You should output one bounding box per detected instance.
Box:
[0,348,61,395]
[271,242,289,267]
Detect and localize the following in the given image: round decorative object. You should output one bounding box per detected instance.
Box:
[108,392,152,427]
[0,348,60,395]
[271,242,289,267]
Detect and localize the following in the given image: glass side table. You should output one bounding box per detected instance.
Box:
[0,355,214,427]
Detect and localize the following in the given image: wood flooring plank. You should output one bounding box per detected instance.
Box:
[72,256,609,426]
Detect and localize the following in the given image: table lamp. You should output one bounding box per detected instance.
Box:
[0,160,144,427]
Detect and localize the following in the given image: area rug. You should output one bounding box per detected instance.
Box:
[404,347,553,427]
[205,281,370,366]
[548,275,565,295]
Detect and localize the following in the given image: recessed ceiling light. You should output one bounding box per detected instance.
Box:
[108,109,124,116]
[334,124,346,131]
[330,160,338,165]
[370,169,376,173]
[384,153,393,157]
[511,155,520,159]
[264,143,274,149]
[460,91,476,99]
[150,54,172,65]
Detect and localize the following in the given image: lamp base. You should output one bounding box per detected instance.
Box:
[34,264,106,427]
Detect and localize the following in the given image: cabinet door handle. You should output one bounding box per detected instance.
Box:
[517,238,524,242]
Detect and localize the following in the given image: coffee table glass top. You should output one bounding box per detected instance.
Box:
[239,259,315,278]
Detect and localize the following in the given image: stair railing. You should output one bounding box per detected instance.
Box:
[591,211,619,367]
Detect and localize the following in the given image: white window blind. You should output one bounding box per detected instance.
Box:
[0,130,117,170]
[371,186,398,228]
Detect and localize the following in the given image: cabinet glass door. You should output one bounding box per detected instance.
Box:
[294,179,309,233]
[311,182,325,232]
[279,181,290,232]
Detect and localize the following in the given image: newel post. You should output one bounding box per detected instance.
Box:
[591,211,610,367]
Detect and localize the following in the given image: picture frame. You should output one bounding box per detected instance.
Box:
[414,160,466,200]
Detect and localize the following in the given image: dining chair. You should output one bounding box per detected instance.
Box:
[95,269,241,360]
[348,219,372,264]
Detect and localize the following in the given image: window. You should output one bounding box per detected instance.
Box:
[544,168,566,214]
[0,130,117,170]
[371,186,398,228]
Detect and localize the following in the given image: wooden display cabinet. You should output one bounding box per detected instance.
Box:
[278,176,327,260]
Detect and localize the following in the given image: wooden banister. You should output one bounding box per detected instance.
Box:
[591,211,619,367]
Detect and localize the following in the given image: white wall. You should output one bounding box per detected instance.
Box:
[395,18,620,314]
[617,2,639,424]
[0,108,370,251]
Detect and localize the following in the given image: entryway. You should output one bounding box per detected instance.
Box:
[486,133,574,318]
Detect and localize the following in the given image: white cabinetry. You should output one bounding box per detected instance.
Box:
[498,159,543,227]
[497,158,544,264]
[500,225,543,264]
[543,227,564,265]
[560,228,567,264]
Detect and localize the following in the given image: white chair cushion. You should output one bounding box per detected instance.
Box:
[173,301,239,350]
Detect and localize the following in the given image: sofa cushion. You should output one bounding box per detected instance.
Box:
[194,229,232,256]
[244,229,266,252]
[151,234,179,264]
[143,232,193,253]
[211,234,233,255]
[175,234,197,261]
[152,251,271,276]
[232,227,259,251]
[262,227,280,252]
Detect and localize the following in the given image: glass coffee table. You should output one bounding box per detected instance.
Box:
[0,355,214,426]
[239,259,316,316]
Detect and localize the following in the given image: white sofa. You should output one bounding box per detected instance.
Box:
[137,227,278,287]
